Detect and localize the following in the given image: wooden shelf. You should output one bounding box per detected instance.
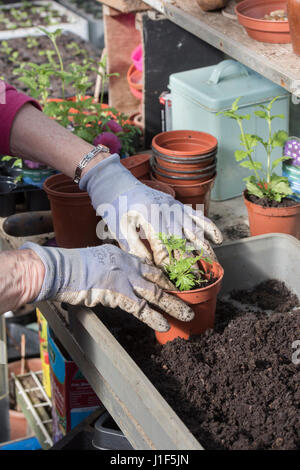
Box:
[142,0,300,97]
[98,0,150,13]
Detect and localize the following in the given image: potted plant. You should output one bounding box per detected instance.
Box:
[219,96,300,239]
[155,233,224,345]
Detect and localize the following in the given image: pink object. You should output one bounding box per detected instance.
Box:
[102,119,123,134]
[0,82,41,155]
[131,44,143,72]
[93,132,122,155]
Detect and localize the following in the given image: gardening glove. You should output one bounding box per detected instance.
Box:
[80,154,223,266]
[21,242,194,332]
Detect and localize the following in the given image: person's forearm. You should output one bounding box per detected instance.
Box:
[9,103,111,179]
[0,249,45,314]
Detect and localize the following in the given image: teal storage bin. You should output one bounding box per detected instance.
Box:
[169,60,290,200]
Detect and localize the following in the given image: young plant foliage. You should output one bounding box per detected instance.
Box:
[158,233,212,292]
[218,97,292,203]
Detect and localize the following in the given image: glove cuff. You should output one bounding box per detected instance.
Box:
[20,242,75,302]
[79,153,139,210]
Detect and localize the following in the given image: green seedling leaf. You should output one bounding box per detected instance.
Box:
[271,156,291,170]
[254,110,268,119]
[271,130,288,148]
[246,181,264,199]
[240,160,262,171]
[235,150,248,161]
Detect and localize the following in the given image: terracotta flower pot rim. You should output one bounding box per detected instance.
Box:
[243,190,300,216]
[236,0,290,39]
[236,0,289,24]
[127,63,143,91]
[152,164,216,181]
[152,130,218,157]
[140,179,176,198]
[152,157,217,175]
[44,174,89,199]
[121,154,150,170]
[151,172,217,189]
[152,147,218,163]
[167,261,224,296]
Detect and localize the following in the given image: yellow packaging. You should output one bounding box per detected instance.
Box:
[36,308,52,398]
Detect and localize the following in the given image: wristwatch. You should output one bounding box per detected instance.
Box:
[74,145,110,184]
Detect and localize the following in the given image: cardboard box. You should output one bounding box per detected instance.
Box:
[36,308,51,398]
[48,327,101,439]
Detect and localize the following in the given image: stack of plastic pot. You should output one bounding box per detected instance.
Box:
[151,130,218,214]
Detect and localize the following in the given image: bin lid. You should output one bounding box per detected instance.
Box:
[169,60,289,112]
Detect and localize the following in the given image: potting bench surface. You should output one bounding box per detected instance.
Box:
[142,0,300,97]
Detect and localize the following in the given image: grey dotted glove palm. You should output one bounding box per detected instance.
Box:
[22,242,194,332]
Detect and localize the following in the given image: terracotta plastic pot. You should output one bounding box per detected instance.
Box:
[152,130,218,157]
[151,173,216,214]
[287,0,300,55]
[244,191,300,238]
[44,174,100,248]
[121,154,151,180]
[140,180,176,198]
[152,159,217,184]
[8,358,42,441]
[155,260,224,345]
[236,0,291,43]
[154,149,217,172]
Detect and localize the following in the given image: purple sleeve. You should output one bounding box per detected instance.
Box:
[0,82,42,156]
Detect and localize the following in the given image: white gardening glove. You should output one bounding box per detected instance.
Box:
[80,154,223,266]
[22,242,194,332]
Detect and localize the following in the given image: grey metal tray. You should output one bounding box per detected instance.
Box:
[39,234,300,450]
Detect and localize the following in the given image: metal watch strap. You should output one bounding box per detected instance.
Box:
[74,145,110,184]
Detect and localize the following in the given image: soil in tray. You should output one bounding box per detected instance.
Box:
[97,280,300,450]
[0,5,67,31]
[0,32,100,98]
[247,193,298,208]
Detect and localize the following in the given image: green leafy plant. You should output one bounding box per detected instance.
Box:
[218,97,292,202]
[158,233,212,291]
[12,28,140,154]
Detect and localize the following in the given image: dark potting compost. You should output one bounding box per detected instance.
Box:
[0,32,100,97]
[96,280,300,450]
[247,193,298,208]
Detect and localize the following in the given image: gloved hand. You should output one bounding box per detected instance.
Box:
[80,154,223,266]
[22,242,194,332]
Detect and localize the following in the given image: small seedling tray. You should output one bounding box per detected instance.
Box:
[58,0,104,48]
[0,1,88,41]
[12,369,53,449]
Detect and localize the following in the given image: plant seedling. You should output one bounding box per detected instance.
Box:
[218,97,292,203]
[158,233,212,291]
